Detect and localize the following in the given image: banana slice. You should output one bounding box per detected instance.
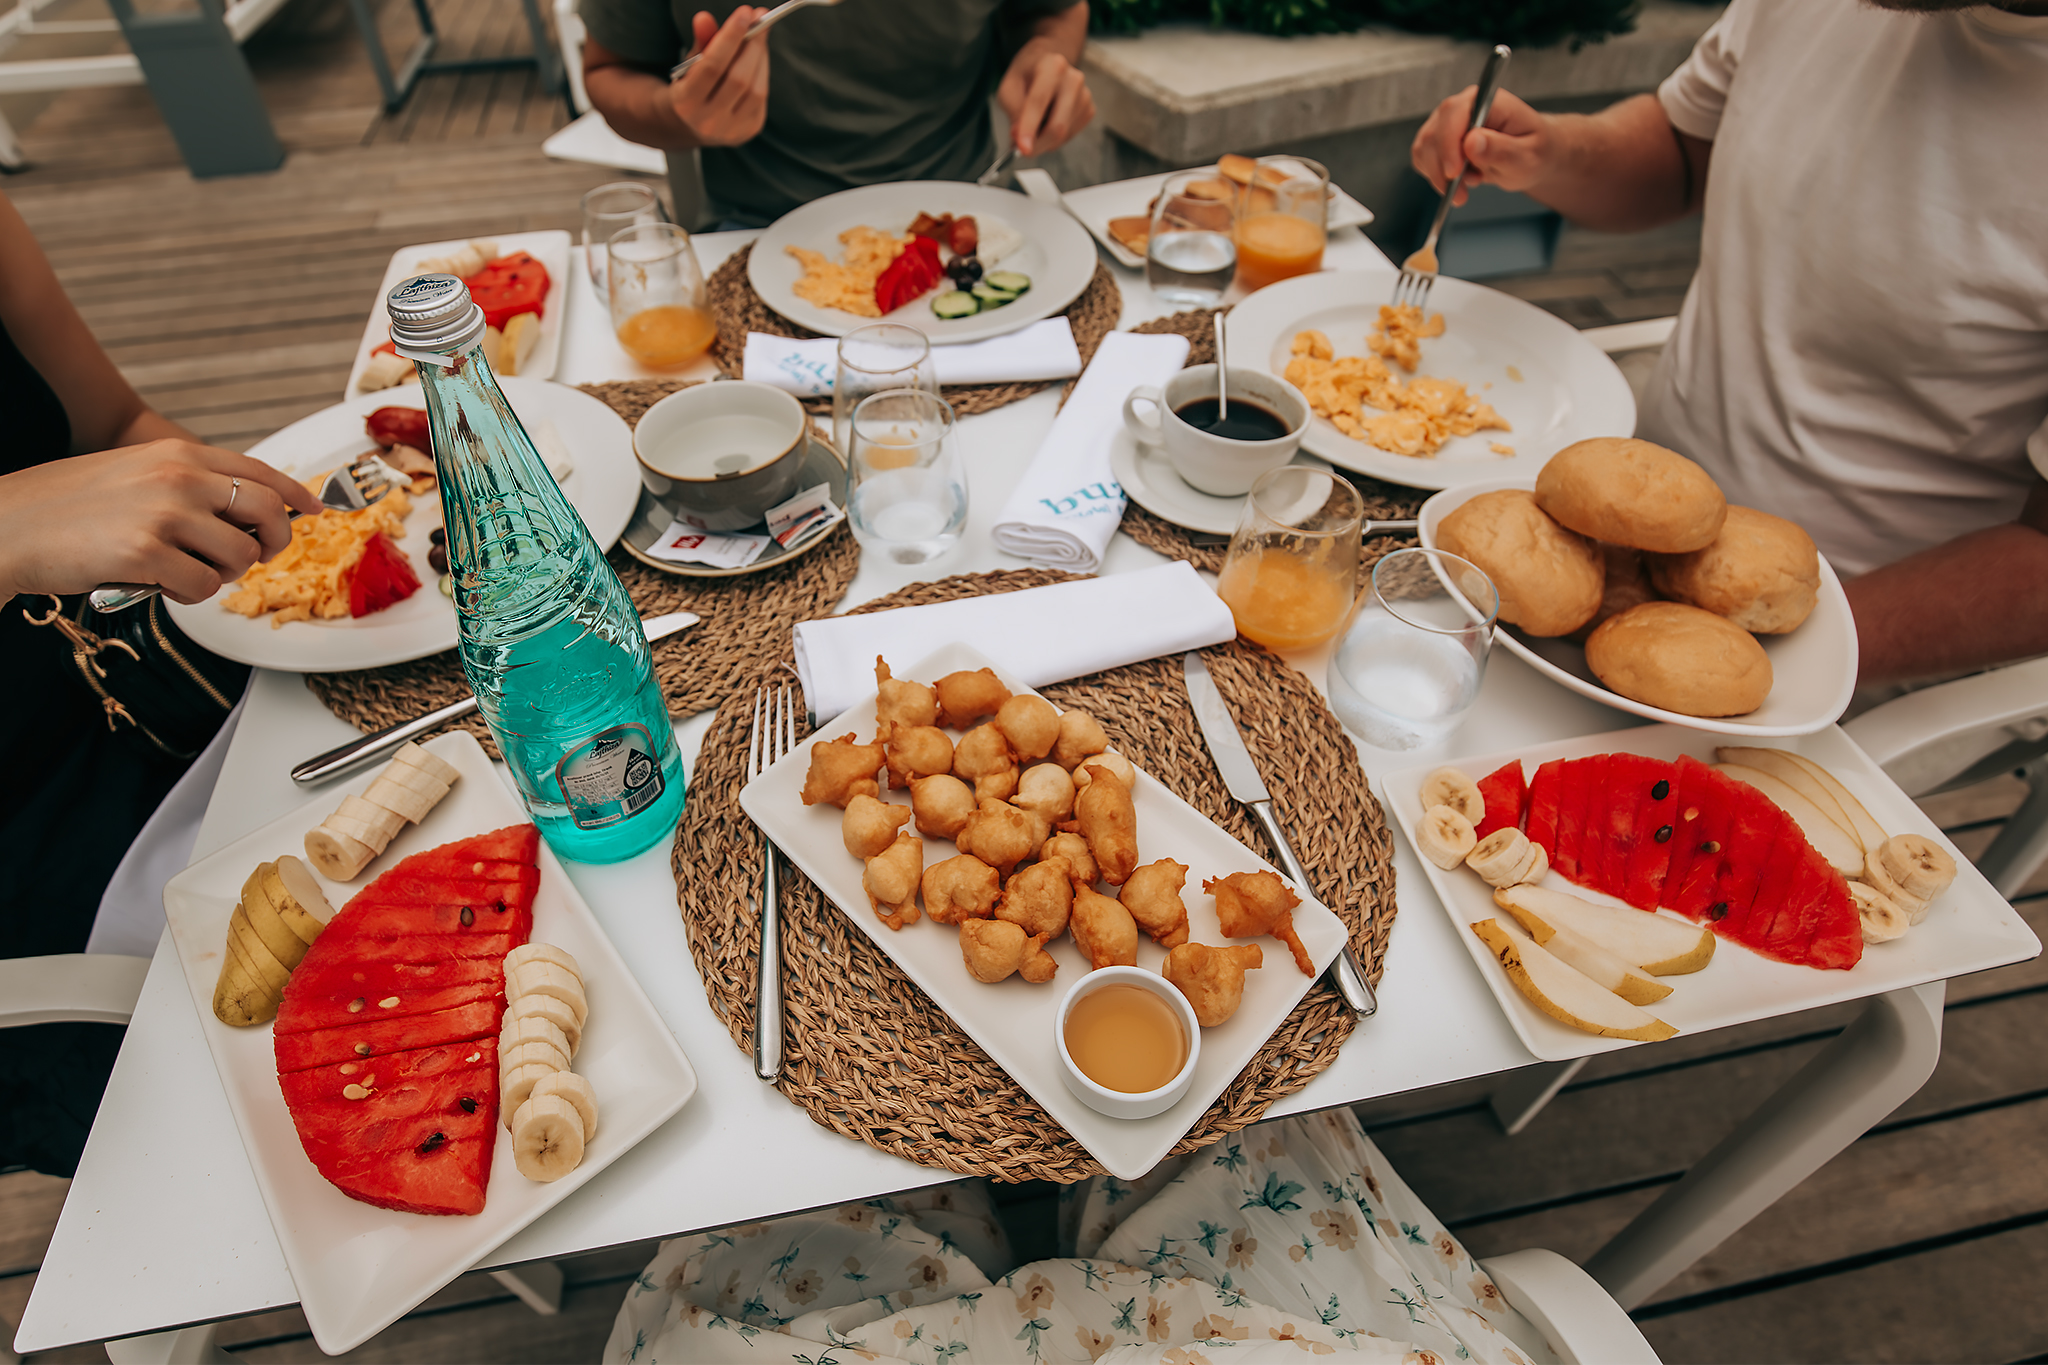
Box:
[500,1037,570,1075]
[1848,882,1910,944]
[530,1071,598,1142]
[1861,850,1930,924]
[391,741,461,788]
[321,811,394,854]
[510,1092,586,1180]
[1876,834,1956,904]
[1465,828,1531,887]
[511,961,589,1028]
[1419,768,1486,825]
[504,944,582,1003]
[304,826,376,881]
[502,1012,573,1063]
[509,991,582,1053]
[362,775,437,824]
[1512,840,1549,887]
[371,761,451,804]
[502,1062,560,1124]
[1416,803,1479,870]
[336,794,406,845]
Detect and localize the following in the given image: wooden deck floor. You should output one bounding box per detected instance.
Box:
[5,10,2046,1361]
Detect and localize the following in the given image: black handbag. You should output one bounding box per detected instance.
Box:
[24,593,248,761]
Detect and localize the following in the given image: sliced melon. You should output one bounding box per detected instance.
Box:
[1712,764,1866,877]
[1471,918,1679,1041]
[1494,884,1715,975]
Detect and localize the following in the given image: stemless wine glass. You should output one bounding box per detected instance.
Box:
[832,323,938,455]
[608,222,716,369]
[581,181,661,297]
[846,387,967,565]
[1327,548,1499,750]
[1214,466,1363,651]
[1146,171,1237,307]
[1234,155,1328,294]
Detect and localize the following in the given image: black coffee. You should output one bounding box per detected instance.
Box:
[1173,397,1288,442]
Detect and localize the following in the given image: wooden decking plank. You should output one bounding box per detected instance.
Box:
[227,1276,625,1363]
[0,1170,69,1272]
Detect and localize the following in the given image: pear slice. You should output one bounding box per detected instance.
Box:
[1716,746,1857,843]
[1494,884,1715,975]
[1471,918,1679,1041]
[273,856,337,930]
[238,864,311,971]
[1776,751,1890,854]
[1712,764,1866,877]
[1535,922,1672,1005]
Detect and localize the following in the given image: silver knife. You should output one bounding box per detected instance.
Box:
[290,611,702,785]
[1183,650,1378,1016]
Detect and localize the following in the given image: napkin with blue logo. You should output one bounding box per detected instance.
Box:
[742,319,1084,397]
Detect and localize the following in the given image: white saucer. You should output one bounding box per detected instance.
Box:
[1110,430,1331,537]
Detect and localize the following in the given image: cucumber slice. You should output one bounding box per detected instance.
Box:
[970,282,1015,305]
[931,290,980,319]
[984,271,1031,295]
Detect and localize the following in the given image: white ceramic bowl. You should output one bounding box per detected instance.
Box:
[633,380,808,531]
[1054,966,1201,1120]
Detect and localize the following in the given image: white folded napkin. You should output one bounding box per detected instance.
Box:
[742,318,1084,398]
[793,561,1236,724]
[991,330,1191,572]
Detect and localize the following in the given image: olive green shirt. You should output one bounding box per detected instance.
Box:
[579,0,1073,225]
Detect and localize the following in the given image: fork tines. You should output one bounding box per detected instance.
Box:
[748,684,797,781]
[1391,268,1436,312]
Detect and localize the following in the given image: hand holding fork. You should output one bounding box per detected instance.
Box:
[1394,44,1512,310]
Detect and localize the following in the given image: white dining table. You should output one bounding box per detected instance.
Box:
[16,198,1948,1354]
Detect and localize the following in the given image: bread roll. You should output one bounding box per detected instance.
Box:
[1568,543,1660,644]
[1534,438,1727,553]
[1584,602,1773,717]
[1434,490,1603,637]
[1647,505,1820,634]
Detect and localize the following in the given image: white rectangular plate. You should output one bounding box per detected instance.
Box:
[1061,168,1374,269]
[739,642,1349,1180]
[161,732,697,1354]
[344,230,572,399]
[1385,725,2041,1062]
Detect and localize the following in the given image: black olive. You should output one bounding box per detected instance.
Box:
[428,527,446,544]
[1709,901,1729,920]
[1654,825,1673,843]
[1652,779,1670,801]
[416,1131,446,1154]
[428,544,448,574]
[459,1096,478,1114]
[459,905,474,926]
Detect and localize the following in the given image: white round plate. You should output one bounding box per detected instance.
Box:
[748,181,1098,344]
[1109,429,1331,537]
[1225,268,1636,490]
[168,378,639,673]
[1419,476,1858,737]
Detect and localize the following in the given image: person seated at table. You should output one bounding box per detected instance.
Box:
[0,188,315,1175]
[604,1108,1554,1363]
[1409,0,2048,690]
[579,1,1097,228]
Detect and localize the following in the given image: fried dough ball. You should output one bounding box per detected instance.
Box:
[995,855,1073,940]
[1205,870,1311,975]
[885,725,954,789]
[1052,708,1110,771]
[874,657,938,733]
[842,794,913,859]
[1011,763,1076,822]
[1070,751,1137,793]
[955,799,1049,878]
[960,919,1058,985]
[994,694,1060,761]
[863,832,924,931]
[1070,884,1138,969]
[1063,761,1138,886]
[1164,942,1264,1027]
[799,733,885,808]
[953,722,1019,802]
[1121,858,1191,948]
[922,854,1002,925]
[1042,831,1098,886]
[909,774,977,839]
[934,668,1011,728]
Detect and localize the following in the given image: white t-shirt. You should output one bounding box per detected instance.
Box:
[1638,0,2048,578]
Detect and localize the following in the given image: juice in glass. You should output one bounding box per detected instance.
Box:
[617,304,717,367]
[1216,549,1355,650]
[1234,212,1325,292]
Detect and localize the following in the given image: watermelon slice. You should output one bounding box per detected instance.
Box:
[1558,755,1610,892]
[1621,760,1682,912]
[348,532,422,619]
[1474,761,1529,840]
[1525,760,1563,861]
[1600,754,1675,911]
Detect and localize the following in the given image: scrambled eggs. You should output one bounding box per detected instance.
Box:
[787,226,909,318]
[223,485,413,627]
[1284,306,1510,458]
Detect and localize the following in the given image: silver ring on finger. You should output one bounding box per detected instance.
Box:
[224,477,242,515]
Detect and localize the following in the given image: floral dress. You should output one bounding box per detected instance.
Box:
[604,1108,1557,1364]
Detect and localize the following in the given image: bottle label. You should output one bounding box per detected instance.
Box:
[556,723,665,829]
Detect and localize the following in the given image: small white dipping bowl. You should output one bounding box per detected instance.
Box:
[1055,966,1201,1121]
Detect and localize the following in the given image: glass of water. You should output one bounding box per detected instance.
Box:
[833,323,938,456]
[1328,548,1499,751]
[582,181,661,297]
[1146,171,1237,307]
[846,387,966,564]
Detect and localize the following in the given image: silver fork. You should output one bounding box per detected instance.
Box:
[1393,43,1512,311]
[746,683,799,1082]
[977,143,1017,189]
[669,0,842,80]
[87,452,405,614]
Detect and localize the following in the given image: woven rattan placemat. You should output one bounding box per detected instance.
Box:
[305,380,861,755]
[671,568,1396,1184]
[706,242,1122,417]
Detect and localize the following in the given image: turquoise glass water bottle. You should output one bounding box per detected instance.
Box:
[387,274,685,862]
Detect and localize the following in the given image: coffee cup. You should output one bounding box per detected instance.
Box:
[1121,364,1310,497]
[633,381,808,532]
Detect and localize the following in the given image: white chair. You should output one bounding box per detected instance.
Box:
[1481,1248,1661,1364]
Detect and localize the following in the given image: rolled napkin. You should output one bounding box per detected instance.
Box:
[991,330,1191,572]
[793,560,1236,724]
[743,318,1084,398]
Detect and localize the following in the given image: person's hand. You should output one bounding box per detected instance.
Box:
[0,440,321,605]
[997,44,1093,158]
[667,6,770,148]
[1411,86,1553,205]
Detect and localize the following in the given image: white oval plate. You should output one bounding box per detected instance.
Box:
[168,379,639,673]
[1420,476,1859,737]
[748,181,1098,344]
[1225,268,1636,490]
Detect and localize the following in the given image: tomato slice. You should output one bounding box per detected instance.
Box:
[874,237,942,315]
[348,532,423,618]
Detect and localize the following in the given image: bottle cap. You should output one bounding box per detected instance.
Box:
[387,274,485,357]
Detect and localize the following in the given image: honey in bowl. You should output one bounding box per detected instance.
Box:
[1063,982,1189,1093]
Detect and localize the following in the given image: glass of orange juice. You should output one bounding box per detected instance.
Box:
[1233,155,1328,294]
[608,221,716,369]
[1215,465,1362,651]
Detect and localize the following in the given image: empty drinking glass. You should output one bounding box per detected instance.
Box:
[608,222,716,369]
[1146,171,1237,307]
[846,387,966,565]
[582,181,661,297]
[833,323,938,456]
[1215,466,1363,651]
[1328,548,1499,750]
